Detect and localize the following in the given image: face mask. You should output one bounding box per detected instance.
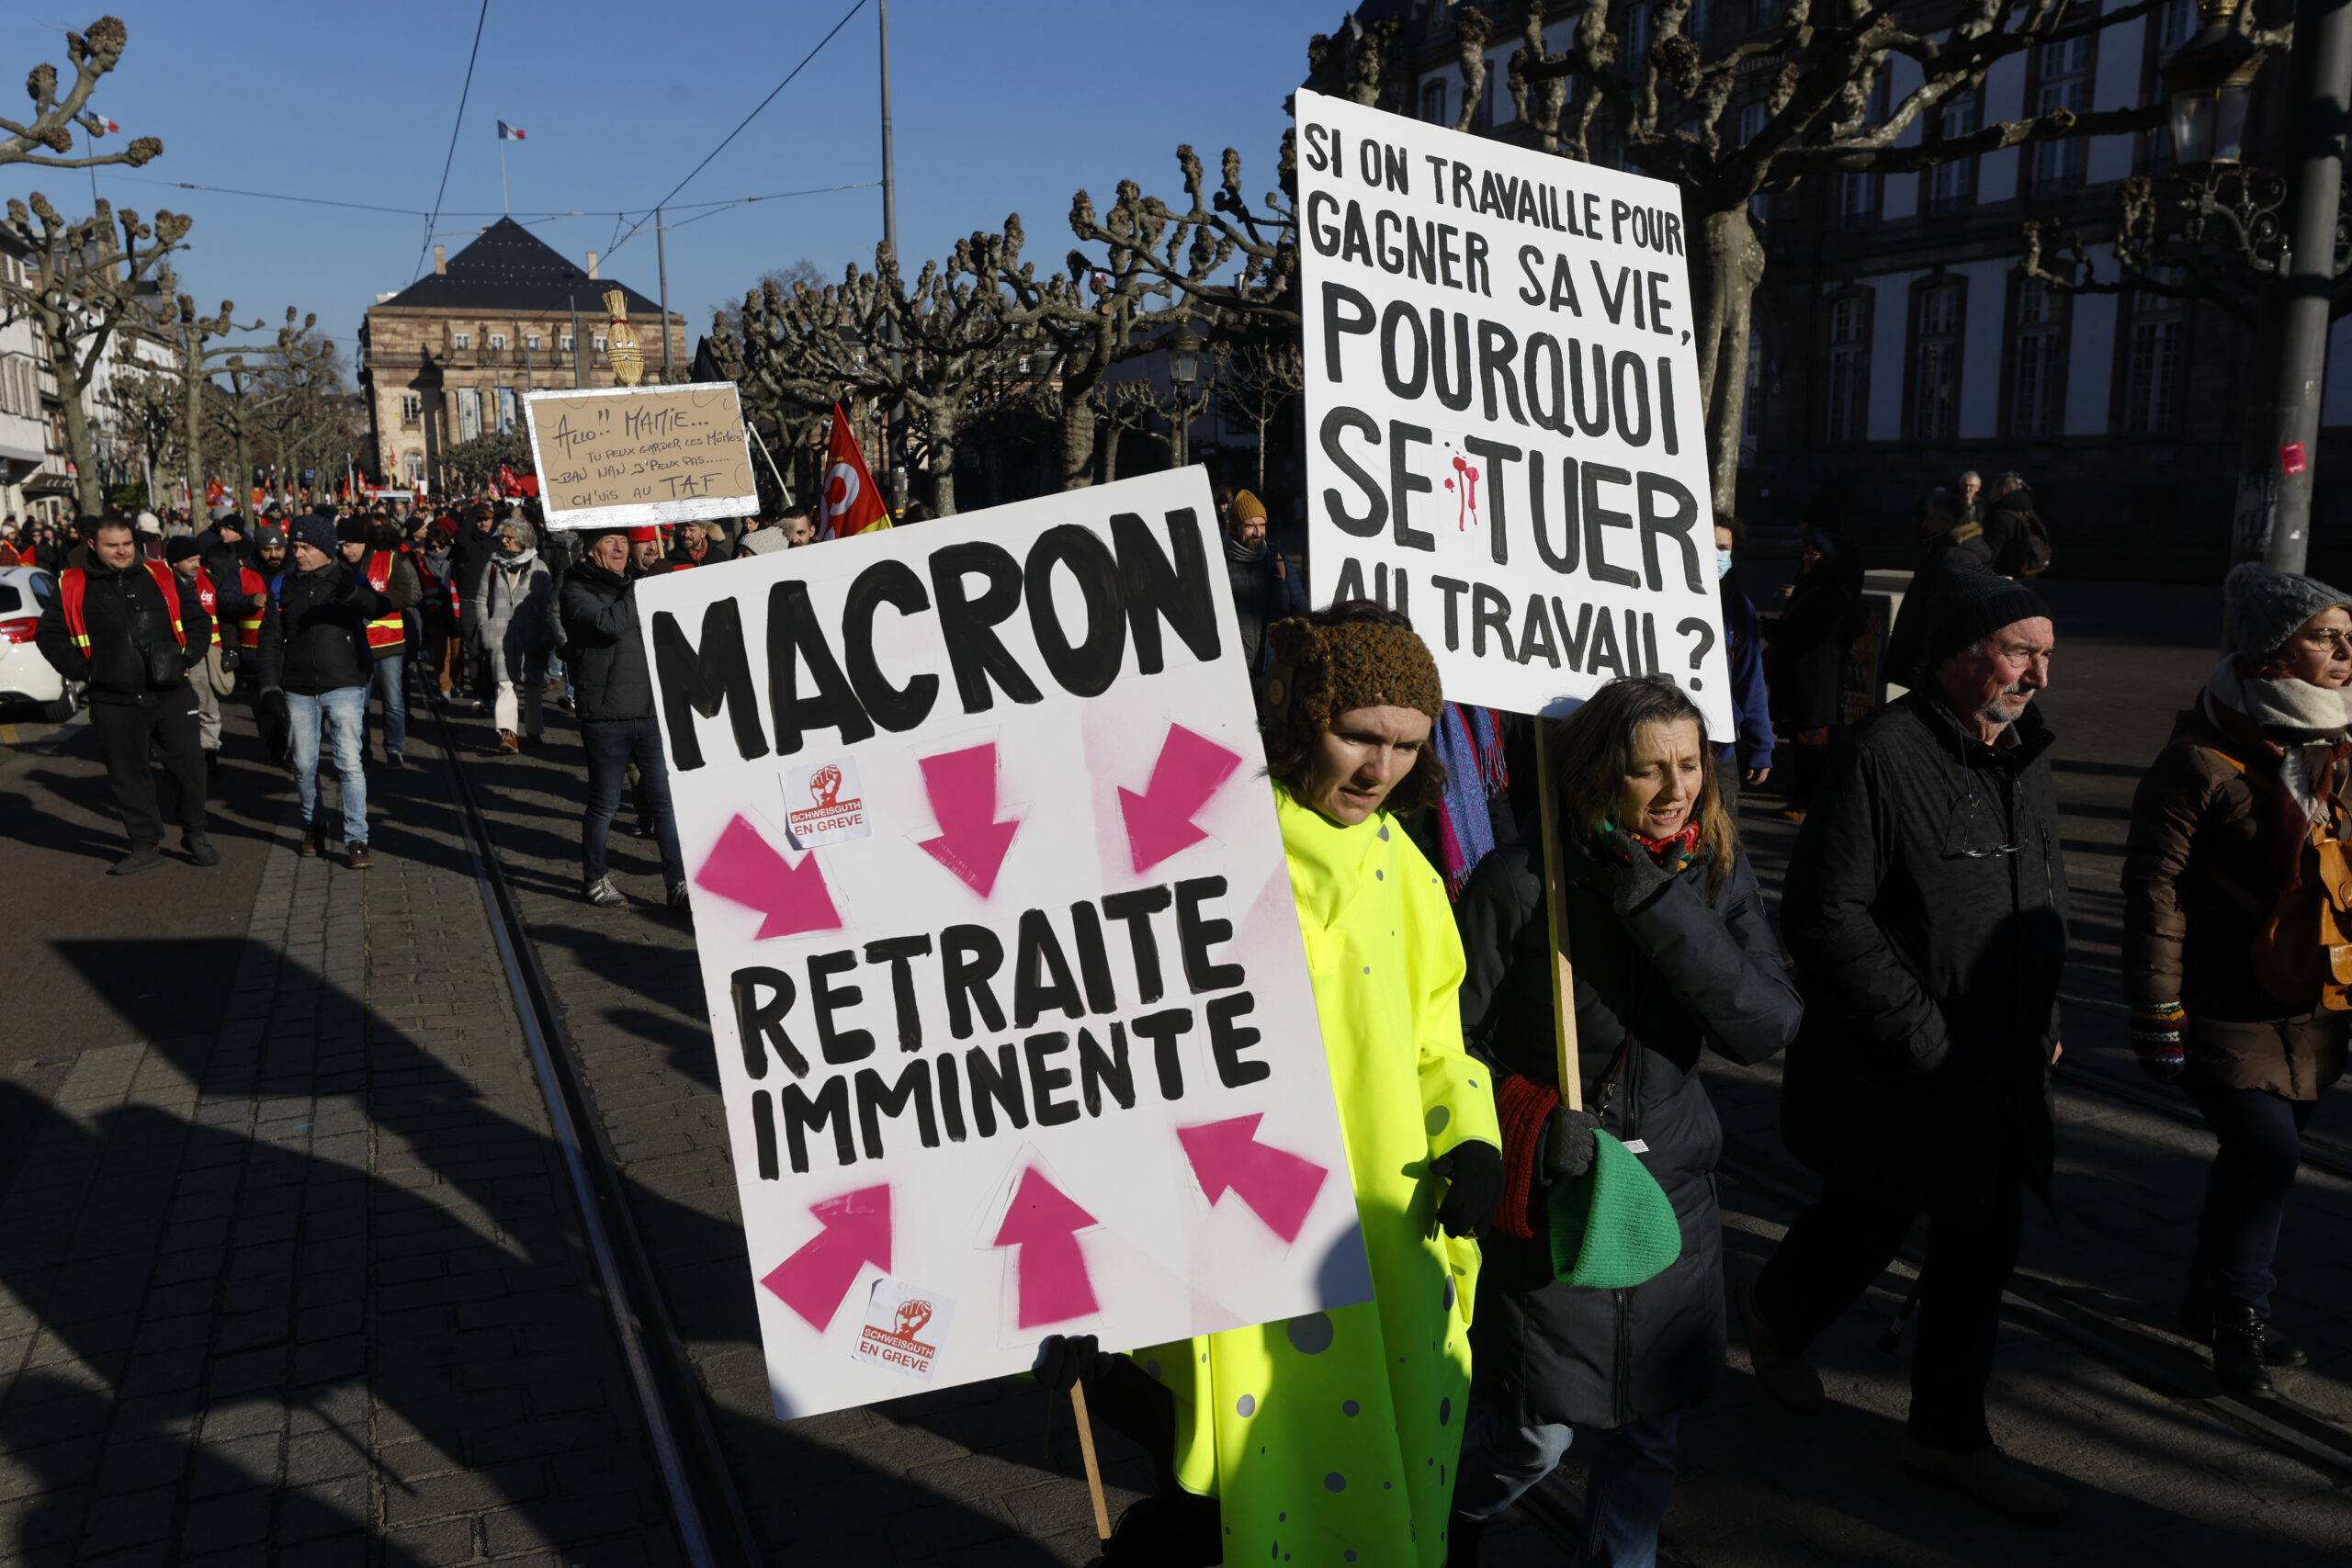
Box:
[1715,549,1735,581]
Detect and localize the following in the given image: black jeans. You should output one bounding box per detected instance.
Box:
[2184,1081,2315,1316]
[1752,1171,2022,1451]
[89,692,208,848]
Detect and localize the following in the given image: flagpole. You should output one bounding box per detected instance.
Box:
[500,136,509,216]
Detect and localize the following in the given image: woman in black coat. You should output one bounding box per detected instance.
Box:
[1766,530,1865,818]
[1449,675,1803,1566]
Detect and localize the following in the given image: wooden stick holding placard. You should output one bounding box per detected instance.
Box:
[1532,717,1584,1111]
[1069,1382,1114,1541]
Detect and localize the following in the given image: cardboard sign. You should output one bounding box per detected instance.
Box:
[636,468,1371,1419]
[523,382,760,530]
[1295,87,1731,735]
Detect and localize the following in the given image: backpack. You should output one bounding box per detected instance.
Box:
[2196,746,2352,1011]
[1999,496,2054,577]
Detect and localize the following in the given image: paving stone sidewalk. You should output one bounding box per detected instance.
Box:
[0,730,684,1565]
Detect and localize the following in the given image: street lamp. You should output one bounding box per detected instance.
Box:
[1168,323,1202,468]
[2163,0,2262,167]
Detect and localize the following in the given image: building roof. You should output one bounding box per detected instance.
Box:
[373,218,668,318]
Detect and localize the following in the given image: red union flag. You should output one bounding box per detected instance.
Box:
[820,404,890,540]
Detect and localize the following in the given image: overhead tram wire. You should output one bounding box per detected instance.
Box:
[108,175,881,225]
[412,0,492,283]
[601,0,871,265]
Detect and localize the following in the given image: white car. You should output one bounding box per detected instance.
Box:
[0,565,76,722]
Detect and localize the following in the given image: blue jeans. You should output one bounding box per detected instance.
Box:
[582,717,683,886]
[371,652,406,755]
[287,685,368,843]
[2185,1081,2317,1315]
[1455,1404,1680,1568]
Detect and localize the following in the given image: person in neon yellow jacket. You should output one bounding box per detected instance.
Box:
[1038,601,1505,1567]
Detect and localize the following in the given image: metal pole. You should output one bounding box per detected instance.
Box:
[2251,0,2352,572]
[656,206,674,376]
[879,0,908,512]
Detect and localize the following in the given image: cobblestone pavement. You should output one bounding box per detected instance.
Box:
[0,699,684,1565]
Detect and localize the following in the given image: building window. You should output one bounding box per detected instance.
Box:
[1838,172,1880,231]
[456,386,483,443]
[2009,277,2066,438]
[1927,91,1977,215]
[2159,0,2199,51]
[1740,328,1764,468]
[1749,0,1779,29]
[1421,78,1448,125]
[525,333,541,352]
[488,333,507,352]
[1741,103,1770,217]
[399,393,422,423]
[403,452,425,484]
[2123,278,2186,435]
[1627,5,1652,63]
[593,334,608,352]
[1911,281,1962,440]
[559,332,575,353]
[1825,292,1871,444]
[1689,0,1711,40]
[452,332,471,350]
[2030,39,2091,198]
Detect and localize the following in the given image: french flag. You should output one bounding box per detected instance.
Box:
[496,120,526,141]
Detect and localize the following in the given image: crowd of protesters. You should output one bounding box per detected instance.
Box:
[9,466,2341,1566]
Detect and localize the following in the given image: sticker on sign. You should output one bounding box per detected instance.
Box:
[853,1278,956,1382]
[1295,87,1731,735]
[782,756,872,848]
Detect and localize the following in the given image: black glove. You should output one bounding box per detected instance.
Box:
[1430,1141,1505,1239]
[1032,1333,1117,1393]
[1605,828,1677,914]
[1544,1107,1603,1179]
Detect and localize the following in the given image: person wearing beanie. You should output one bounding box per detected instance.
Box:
[1036,600,1502,1568]
[481,518,554,753]
[2120,560,2351,1396]
[1447,674,1801,1567]
[560,527,687,911]
[333,513,422,766]
[1741,561,2071,1521]
[1219,487,1305,673]
[257,512,393,868]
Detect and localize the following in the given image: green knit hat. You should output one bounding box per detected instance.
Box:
[1547,1130,1682,1289]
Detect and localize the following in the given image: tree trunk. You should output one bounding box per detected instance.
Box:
[52,335,104,517]
[925,401,958,515]
[181,335,204,512]
[1686,205,1767,515]
[1058,381,1100,491]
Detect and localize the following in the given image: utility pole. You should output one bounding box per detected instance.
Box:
[878,0,908,512]
[656,206,674,377]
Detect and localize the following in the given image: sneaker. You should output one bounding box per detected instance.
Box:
[1900,1438,2068,1522]
[631,819,656,840]
[298,822,322,858]
[109,843,166,876]
[384,750,406,771]
[584,874,627,908]
[347,841,374,871]
[667,881,692,914]
[184,833,220,868]
[497,730,520,755]
[1736,1276,1826,1415]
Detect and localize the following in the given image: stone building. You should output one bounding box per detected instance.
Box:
[357,218,683,495]
[1349,0,2334,576]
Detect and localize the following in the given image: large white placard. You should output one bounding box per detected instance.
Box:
[1296,88,1731,734]
[637,468,1373,1419]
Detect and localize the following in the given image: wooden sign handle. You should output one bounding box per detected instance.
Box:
[1533,717,1584,1111]
[1070,1381,1114,1541]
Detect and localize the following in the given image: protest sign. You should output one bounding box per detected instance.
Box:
[1295,87,1731,737]
[522,381,760,530]
[636,468,1371,1419]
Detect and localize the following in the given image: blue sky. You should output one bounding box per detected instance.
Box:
[16,0,1340,362]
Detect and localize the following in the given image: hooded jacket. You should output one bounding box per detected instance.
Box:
[1779,690,2069,1212]
[35,555,211,705]
[1456,835,1799,1428]
[558,557,656,722]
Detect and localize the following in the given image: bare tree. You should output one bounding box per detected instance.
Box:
[713,261,825,340]
[99,361,183,504]
[1,16,160,172]
[1213,341,1306,492]
[0,194,189,513]
[206,309,322,514]
[1089,379,1165,486]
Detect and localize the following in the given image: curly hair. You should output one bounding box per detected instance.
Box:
[1261,598,1449,818]
[1545,674,1737,900]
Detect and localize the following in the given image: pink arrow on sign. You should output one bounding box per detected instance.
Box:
[695,814,842,939]
[761,1183,892,1331]
[991,1167,1101,1329]
[1117,724,1243,874]
[1177,1113,1329,1243]
[917,742,1022,897]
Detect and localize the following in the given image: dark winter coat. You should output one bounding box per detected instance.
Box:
[1719,582,1773,772]
[1982,489,2044,578]
[1766,541,1865,732]
[1456,837,1801,1429]
[1779,691,2069,1213]
[255,561,390,695]
[559,559,656,724]
[1224,539,1308,672]
[2120,704,2349,1100]
[35,557,211,705]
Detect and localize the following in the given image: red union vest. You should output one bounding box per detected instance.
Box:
[363,549,405,655]
[59,559,187,656]
[188,567,222,648]
[233,567,266,649]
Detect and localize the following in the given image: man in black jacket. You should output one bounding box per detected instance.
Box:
[559,528,685,910]
[36,514,216,874]
[257,515,391,868]
[1979,471,2047,579]
[1740,563,2069,1521]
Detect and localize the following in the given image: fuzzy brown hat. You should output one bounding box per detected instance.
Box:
[1263,615,1442,741]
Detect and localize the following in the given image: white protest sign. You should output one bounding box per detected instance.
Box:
[523,381,761,531]
[636,468,1372,1419]
[1295,87,1730,734]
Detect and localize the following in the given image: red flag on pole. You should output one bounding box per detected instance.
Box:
[820,403,891,540]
